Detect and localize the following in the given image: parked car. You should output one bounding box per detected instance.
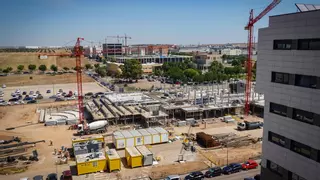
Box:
[29,91,34,95]
[204,167,222,178]
[165,175,180,180]
[32,94,38,99]
[242,160,258,170]
[223,163,242,174]
[59,89,63,93]
[27,100,37,104]
[49,95,57,99]
[62,92,67,96]
[46,173,57,180]
[9,98,19,102]
[15,89,21,94]
[85,92,93,96]
[36,91,40,94]
[66,96,76,101]
[2,84,6,88]
[20,178,29,180]
[33,175,43,180]
[22,91,27,95]
[37,94,44,99]
[60,170,72,180]
[184,171,204,180]
[24,97,33,101]
[55,98,65,102]
[46,90,51,93]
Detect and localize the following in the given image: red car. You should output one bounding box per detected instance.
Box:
[242,160,258,170]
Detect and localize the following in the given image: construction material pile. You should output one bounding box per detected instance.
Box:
[196,132,220,148]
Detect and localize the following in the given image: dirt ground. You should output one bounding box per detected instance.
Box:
[126,79,174,90]
[200,143,262,166]
[0,102,78,180]
[0,74,94,87]
[0,51,90,70]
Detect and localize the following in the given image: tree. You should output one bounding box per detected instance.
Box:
[95,67,107,77]
[167,67,185,82]
[209,61,224,74]
[50,65,58,72]
[6,67,13,72]
[85,64,92,70]
[63,67,69,71]
[94,63,100,69]
[120,59,143,80]
[222,54,227,60]
[231,59,241,66]
[193,74,205,83]
[38,65,47,72]
[28,64,37,71]
[183,68,199,79]
[17,65,24,71]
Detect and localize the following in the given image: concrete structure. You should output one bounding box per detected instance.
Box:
[193,53,223,72]
[103,43,123,57]
[114,55,192,64]
[256,9,320,180]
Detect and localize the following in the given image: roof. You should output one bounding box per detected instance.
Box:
[136,145,152,156]
[121,130,133,138]
[154,127,167,134]
[129,130,142,137]
[106,149,120,160]
[146,128,158,135]
[76,150,105,163]
[113,131,124,139]
[138,129,151,136]
[125,147,141,157]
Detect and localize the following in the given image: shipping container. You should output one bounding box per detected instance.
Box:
[105,149,121,172]
[125,147,142,168]
[138,129,152,145]
[76,151,106,175]
[154,127,169,143]
[129,130,143,146]
[121,130,135,147]
[146,128,160,144]
[136,145,153,166]
[113,131,126,149]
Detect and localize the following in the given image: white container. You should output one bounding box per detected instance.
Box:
[136,145,153,166]
[138,129,152,145]
[154,127,169,143]
[146,128,160,144]
[121,130,135,147]
[129,130,143,146]
[113,131,125,149]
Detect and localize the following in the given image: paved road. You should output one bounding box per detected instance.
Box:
[179,168,260,180]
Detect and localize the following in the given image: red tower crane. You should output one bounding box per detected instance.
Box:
[38,38,86,127]
[244,0,281,116]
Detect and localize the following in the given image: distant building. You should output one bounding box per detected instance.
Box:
[114,55,192,64]
[103,43,123,57]
[221,49,242,56]
[193,52,223,72]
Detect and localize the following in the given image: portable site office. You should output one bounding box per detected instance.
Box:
[121,130,135,148]
[113,131,125,149]
[125,147,142,168]
[146,128,161,144]
[138,129,152,145]
[105,148,121,172]
[129,130,143,146]
[136,145,153,166]
[154,127,169,143]
[76,151,106,175]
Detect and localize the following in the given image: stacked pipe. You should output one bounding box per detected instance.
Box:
[196,132,220,148]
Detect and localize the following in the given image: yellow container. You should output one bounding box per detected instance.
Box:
[76,151,107,175]
[106,149,121,172]
[125,147,142,168]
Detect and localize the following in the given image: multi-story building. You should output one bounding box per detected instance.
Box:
[193,52,223,72]
[256,8,320,180]
[221,48,242,56]
[103,43,123,57]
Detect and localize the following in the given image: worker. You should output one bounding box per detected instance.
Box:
[49,140,53,146]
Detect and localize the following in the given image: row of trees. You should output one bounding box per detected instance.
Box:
[0,64,62,73]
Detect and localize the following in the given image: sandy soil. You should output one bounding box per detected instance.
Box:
[0,74,94,87]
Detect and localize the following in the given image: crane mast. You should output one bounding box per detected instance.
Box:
[244,0,281,116]
[75,37,85,127]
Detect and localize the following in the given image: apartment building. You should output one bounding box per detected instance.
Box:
[256,8,320,180]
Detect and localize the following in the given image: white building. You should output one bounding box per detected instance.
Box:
[221,48,242,56]
[256,8,320,180]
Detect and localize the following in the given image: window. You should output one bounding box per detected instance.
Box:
[267,160,283,176]
[274,40,292,50]
[92,161,98,167]
[269,132,286,147]
[295,74,317,89]
[272,72,289,84]
[290,172,307,180]
[298,39,320,50]
[293,109,314,124]
[270,102,287,117]
[291,140,312,158]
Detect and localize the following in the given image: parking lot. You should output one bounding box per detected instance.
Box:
[0,82,107,105]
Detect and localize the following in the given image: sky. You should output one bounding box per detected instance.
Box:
[0,0,319,46]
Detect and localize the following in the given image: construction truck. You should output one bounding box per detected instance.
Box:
[237,121,263,131]
[76,120,108,135]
